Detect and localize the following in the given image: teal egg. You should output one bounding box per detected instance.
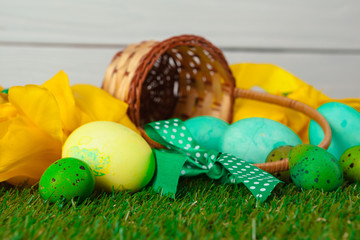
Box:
[339,146,360,182]
[266,145,293,182]
[39,158,95,203]
[184,116,229,151]
[289,144,343,192]
[309,102,360,160]
[219,118,302,163]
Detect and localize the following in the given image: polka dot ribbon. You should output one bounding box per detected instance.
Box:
[145,118,282,203]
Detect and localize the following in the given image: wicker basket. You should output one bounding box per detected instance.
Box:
[102,34,331,173]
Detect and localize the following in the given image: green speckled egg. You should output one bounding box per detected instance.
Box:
[39,157,95,203]
[340,146,360,182]
[289,144,343,192]
[266,145,293,182]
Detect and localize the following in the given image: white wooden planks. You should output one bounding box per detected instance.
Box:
[1,0,360,49]
[225,51,360,99]
[1,46,359,98]
[0,0,359,99]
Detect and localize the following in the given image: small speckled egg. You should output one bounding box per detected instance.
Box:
[340,146,360,182]
[266,145,293,182]
[62,121,155,192]
[289,144,343,191]
[39,158,95,203]
[220,117,302,163]
[184,116,229,151]
[309,102,360,160]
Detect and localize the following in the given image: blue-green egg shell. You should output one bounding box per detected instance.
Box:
[266,145,293,182]
[309,102,360,160]
[220,117,302,164]
[39,157,95,203]
[184,116,229,151]
[289,144,343,192]
[340,146,360,182]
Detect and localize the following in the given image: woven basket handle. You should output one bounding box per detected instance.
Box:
[140,88,331,173]
[233,88,331,173]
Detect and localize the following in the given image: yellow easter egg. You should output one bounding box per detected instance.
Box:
[62,121,155,192]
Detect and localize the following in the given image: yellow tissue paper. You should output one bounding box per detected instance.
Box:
[0,70,138,185]
[230,63,360,142]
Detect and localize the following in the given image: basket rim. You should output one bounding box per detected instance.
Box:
[127,34,236,126]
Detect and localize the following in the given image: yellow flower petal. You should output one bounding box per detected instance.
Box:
[42,70,82,136]
[1,84,63,184]
[0,113,62,184]
[8,84,64,143]
[72,84,139,133]
[0,103,17,123]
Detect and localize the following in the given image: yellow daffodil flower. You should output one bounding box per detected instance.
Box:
[231,63,360,142]
[0,70,138,185]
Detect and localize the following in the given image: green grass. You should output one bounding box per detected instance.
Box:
[1,177,360,240]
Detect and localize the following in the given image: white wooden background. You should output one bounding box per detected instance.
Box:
[1,0,360,98]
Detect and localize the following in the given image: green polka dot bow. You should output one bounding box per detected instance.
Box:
[145,118,282,203]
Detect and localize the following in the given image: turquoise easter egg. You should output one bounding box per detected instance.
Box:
[309,102,360,160]
[339,146,360,182]
[184,116,229,151]
[289,144,343,192]
[219,117,302,163]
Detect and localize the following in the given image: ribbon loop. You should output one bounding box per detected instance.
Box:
[145,118,282,202]
[206,161,226,180]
